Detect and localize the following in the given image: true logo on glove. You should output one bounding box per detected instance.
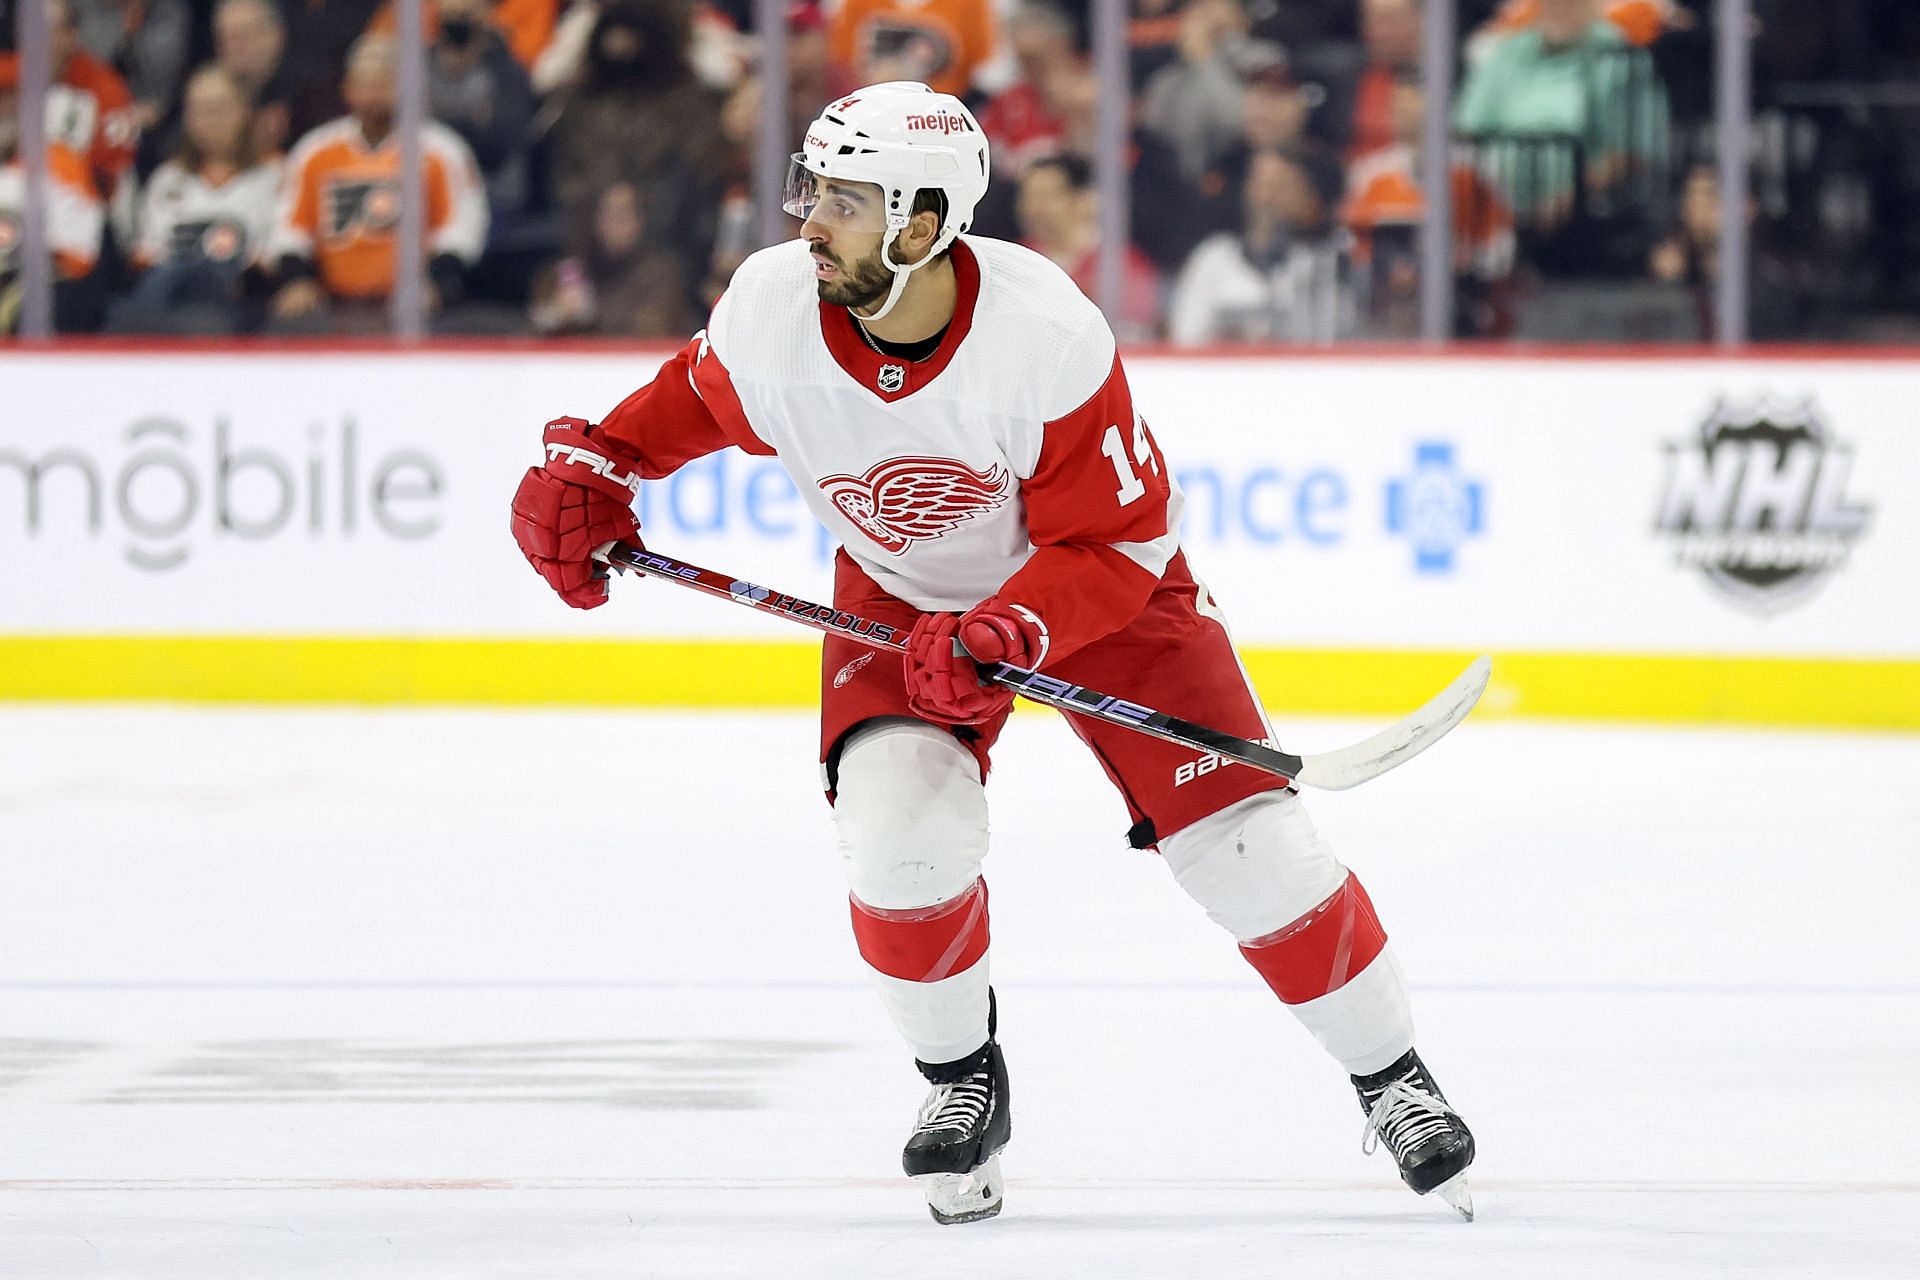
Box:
[544,442,643,497]
[818,456,1011,554]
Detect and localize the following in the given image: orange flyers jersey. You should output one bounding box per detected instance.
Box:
[370,0,557,69]
[595,236,1183,667]
[49,51,137,192]
[1488,0,1674,46]
[830,0,997,99]
[0,144,104,280]
[1345,143,1515,277]
[269,118,488,299]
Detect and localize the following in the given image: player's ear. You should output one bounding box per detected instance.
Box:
[905,208,942,260]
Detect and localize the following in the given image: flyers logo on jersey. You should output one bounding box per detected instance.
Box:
[819,457,1012,555]
[326,179,401,240]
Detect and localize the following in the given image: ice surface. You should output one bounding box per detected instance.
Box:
[2,706,1917,1278]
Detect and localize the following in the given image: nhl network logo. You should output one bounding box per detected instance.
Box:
[1654,396,1872,614]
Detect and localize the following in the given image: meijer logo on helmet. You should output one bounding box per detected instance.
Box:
[903,112,974,135]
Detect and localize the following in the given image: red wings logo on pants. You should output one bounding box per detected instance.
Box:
[819,457,1013,554]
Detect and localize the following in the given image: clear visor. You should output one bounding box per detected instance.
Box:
[783,157,892,233]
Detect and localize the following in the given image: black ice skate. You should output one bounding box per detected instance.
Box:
[902,998,1011,1225]
[1353,1049,1476,1221]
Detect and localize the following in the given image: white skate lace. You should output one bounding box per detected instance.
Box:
[915,1075,992,1135]
[1361,1079,1459,1159]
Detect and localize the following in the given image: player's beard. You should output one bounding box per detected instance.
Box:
[815,239,897,312]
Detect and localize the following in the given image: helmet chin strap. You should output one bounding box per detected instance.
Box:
[853,230,952,325]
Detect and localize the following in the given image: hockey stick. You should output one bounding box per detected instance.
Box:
[595,542,1489,791]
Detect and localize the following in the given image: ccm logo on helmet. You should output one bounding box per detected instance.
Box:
[545,443,643,496]
[903,112,975,135]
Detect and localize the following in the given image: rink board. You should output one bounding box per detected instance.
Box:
[2,347,1915,727]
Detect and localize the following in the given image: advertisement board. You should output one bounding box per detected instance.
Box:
[2,349,1914,725]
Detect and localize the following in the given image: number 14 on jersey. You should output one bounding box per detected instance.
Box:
[1101,420,1161,506]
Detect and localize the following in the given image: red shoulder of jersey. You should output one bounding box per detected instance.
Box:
[595,322,775,479]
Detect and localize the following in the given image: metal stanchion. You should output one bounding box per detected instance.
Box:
[1715,0,1751,347]
[14,0,54,338]
[394,0,427,339]
[1419,0,1456,344]
[1091,0,1128,330]
[755,0,791,252]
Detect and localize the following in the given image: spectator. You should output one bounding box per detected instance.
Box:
[1,52,105,332]
[114,65,281,333]
[213,0,297,159]
[267,34,488,332]
[1242,0,1357,53]
[1191,59,1321,237]
[1344,74,1515,336]
[47,0,139,197]
[65,0,191,137]
[429,0,537,219]
[1648,162,1716,286]
[1168,144,1353,344]
[828,0,997,99]
[1127,0,1185,91]
[372,0,561,73]
[546,0,723,264]
[1139,0,1285,184]
[533,0,602,95]
[699,71,761,306]
[1341,0,1422,160]
[1645,161,1797,339]
[1015,153,1160,340]
[1036,57,1199,275]
[977,2,1076,181]
[530,178,692,335]
[1471,0,1688,58]
[279,0,386,141]
[785,2,856,149]
[1454,0,1670,224]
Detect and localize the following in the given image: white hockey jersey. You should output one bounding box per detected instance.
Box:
[596,236,1181,663]
[132,159,284,271]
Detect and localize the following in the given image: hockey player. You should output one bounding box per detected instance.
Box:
[510,81,1475,1225]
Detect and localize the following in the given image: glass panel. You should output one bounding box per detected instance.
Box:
[963,4,1119,317]
[1751,0,1920,341]
[4,0,84,340]
[1114,0,1387,344]
[529,0,769,338]
[1449,0,1711,343]
[1,0,430,336]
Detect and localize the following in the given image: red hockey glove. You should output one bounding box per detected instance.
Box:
[955,599,1047,670]
[510,417,642,610]
[905,612,1015,726]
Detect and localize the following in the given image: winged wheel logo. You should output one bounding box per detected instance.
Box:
[818,457,1013,554]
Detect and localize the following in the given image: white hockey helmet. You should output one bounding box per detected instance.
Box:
[785,82,991,319]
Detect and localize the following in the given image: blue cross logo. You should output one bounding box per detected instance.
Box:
[1385,442,1485,574]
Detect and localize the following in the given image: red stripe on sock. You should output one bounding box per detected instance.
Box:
[1237,873,1387,1004]
[850,880,990,983]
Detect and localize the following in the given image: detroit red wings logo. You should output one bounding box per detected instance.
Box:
[819,457,1013,554]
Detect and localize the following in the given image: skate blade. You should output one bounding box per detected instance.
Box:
[916,1153,1004,1225]
[1431,1171,1474,1222]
